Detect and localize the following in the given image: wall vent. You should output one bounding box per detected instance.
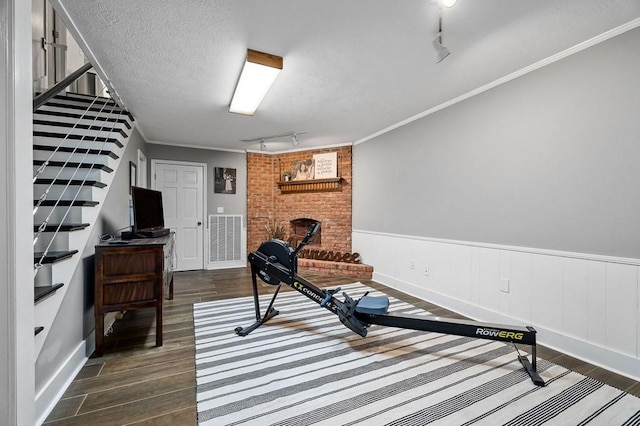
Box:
[209,215,243,263]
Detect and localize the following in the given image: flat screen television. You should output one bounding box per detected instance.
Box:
[131,186,169,237]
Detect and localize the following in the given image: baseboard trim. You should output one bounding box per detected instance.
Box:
[374,271,640,382]
[35,340,88,425]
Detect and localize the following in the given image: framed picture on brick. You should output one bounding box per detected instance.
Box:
[214,167,236,194]
[313,152,337,179]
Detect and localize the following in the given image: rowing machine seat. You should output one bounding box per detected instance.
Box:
[355,296,390,315]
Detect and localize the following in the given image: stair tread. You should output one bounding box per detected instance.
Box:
[33,160,113,172]
[33,119,128,137]
[34,250,79,264]
[44,100,124,113]
[34,283,65,303]
[34,178,107,188]
[34,110,132,129]
[34,199,99,207]
[34,223,90,232]
[35,327,44,336]
[33,145,119,159]
[50,93,117,105]
[34,131,124,148]
[43,101,134,122]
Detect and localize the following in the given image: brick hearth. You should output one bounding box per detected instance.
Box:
[298,258,373,280]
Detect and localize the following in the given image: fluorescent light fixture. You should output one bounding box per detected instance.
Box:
[229,49,283,115]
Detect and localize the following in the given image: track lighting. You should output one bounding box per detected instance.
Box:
[433,10,451,63]
[433,33,450,63]
[241,131,307,150]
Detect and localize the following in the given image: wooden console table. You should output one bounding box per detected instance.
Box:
[94,233,175,357]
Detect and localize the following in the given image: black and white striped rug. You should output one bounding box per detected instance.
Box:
[194,283,640,425]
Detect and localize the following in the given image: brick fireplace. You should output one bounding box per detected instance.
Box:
[247,146,372,279]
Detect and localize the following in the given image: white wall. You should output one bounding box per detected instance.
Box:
[352,25,640,379]
[354,26,640,259]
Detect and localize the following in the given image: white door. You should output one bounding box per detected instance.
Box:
[153,161,205,271]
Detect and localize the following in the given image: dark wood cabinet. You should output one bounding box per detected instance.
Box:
[94,233,175,357]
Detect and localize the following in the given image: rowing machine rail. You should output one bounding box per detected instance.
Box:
[235,222,545,386]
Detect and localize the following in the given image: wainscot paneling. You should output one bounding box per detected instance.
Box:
[353,229,640,381]
[606,263,638,357]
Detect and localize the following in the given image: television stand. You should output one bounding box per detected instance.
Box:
[94,233,175,357]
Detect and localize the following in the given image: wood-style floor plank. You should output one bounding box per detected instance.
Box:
[44,267,640,425]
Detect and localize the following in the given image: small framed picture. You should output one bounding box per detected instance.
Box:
[214,167,236,194]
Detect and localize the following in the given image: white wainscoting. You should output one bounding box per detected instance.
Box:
[353,230,640,381]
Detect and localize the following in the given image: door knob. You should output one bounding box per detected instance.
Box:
[197,221,202,226]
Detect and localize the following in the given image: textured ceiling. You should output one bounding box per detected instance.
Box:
[56,0,640,152]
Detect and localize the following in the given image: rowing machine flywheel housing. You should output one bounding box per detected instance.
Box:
[255,239,296,285]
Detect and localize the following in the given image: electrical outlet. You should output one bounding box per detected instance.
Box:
[424,266,430,277]
[500,278,510,293]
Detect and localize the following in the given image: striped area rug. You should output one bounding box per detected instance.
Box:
[194,283,640,425]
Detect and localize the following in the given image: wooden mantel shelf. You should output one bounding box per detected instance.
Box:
[277,177,343,194]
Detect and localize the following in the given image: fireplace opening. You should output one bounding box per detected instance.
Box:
[289,218,321,248]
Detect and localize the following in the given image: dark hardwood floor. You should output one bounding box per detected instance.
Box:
[44,268,640,424]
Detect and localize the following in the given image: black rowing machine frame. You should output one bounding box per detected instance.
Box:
[235,222,545,387]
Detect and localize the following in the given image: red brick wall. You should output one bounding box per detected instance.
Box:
[247,146,352,254]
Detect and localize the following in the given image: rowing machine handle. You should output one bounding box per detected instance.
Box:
[293,221,321,255]
[305,222,321,242]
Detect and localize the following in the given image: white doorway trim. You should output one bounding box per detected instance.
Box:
[151,159,208,269]
[137,150,147,188]
[3,1,36,424]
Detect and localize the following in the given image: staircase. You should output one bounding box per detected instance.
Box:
[33,91,133,359]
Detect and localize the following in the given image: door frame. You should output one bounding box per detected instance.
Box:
[4,0,36,423]
[151,159,208,270]
[137,149,147,188]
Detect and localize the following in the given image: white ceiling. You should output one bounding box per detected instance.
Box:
[57,0,640,153]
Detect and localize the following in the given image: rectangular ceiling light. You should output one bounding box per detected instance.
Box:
[229,49,283,116]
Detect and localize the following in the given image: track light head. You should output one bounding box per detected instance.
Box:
[260,140,266,151]
[433,34,450,63]
[292,134,300,146]
[433,9,451,63]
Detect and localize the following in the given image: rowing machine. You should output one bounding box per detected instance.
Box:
[235,222,545,386]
